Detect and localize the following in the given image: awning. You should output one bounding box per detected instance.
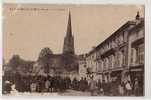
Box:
[129,64,144,72]
[110,70,122,77]
[130,68,143,72]
[111,67,123,72]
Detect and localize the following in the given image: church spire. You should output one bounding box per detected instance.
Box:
[66,11,72,36]
[63,11,75,55]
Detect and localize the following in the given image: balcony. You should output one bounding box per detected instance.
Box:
[129,63,144,72]
[101,48,115,58]
[111,66,123,72]
[131,38,144,48]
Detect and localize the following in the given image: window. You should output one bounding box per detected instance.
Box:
[97,61,101,72]
[115,52,121,67]
[131,48,134,64]
[111,55,115,68]
[109,56,112,68]
[119,35,124,44]
[136,44,144,64]
[123,31,127,42]
[101,60,104,71]
[112,39,116,48]
[106,58,109,69]
[121,50,125,65]
[115,36,120,45]
[103,59,106,70]
[102,60,104,71]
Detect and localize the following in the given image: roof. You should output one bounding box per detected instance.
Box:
[96,20,136,50]
[87,19,141,57]
[129,18,144,33]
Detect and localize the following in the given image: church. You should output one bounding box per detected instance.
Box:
[32,11,79,77]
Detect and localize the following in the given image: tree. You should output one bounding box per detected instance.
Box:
[38,47,53,74]
[38,47,53,59]
[9,55,21,70]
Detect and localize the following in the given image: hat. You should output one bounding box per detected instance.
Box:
[100,88,103,92]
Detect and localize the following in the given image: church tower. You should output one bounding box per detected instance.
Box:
[63,11,75,55]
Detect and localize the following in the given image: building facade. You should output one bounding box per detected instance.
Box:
[127,16,144,94]
[86,12,144,86]
[78,54,87,79]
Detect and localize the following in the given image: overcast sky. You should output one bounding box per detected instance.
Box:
[3,4,144,62]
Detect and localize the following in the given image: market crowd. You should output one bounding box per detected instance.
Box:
[3,73,143,96]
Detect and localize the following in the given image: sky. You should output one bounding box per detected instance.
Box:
[3,4,144,62]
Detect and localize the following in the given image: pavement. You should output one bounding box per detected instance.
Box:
[8,89,91,96]
[58,90,91,96]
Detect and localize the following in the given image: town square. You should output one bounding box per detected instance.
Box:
[2,4,144,96]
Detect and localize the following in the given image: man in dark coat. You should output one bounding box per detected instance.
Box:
[72,77,78,90]
[83,77,88,91]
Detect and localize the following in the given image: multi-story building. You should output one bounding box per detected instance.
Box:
[86,49,98,80]
[86,12,144,84]
[127,14,144,94]
[78,54,87,79]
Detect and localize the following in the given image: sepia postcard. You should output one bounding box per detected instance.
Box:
[2,3,145,96]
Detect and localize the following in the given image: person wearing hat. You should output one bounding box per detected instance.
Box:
[133,78,139,96]
[99,88,104,96]
[4,80,12,94]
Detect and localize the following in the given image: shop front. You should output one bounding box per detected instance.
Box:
[129,64,144,96]
[110,70,122,83]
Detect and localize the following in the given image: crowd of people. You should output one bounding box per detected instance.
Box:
[3,73,143,96]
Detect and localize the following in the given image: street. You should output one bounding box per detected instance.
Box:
[59,90,91,96]
[8,89,91,96]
